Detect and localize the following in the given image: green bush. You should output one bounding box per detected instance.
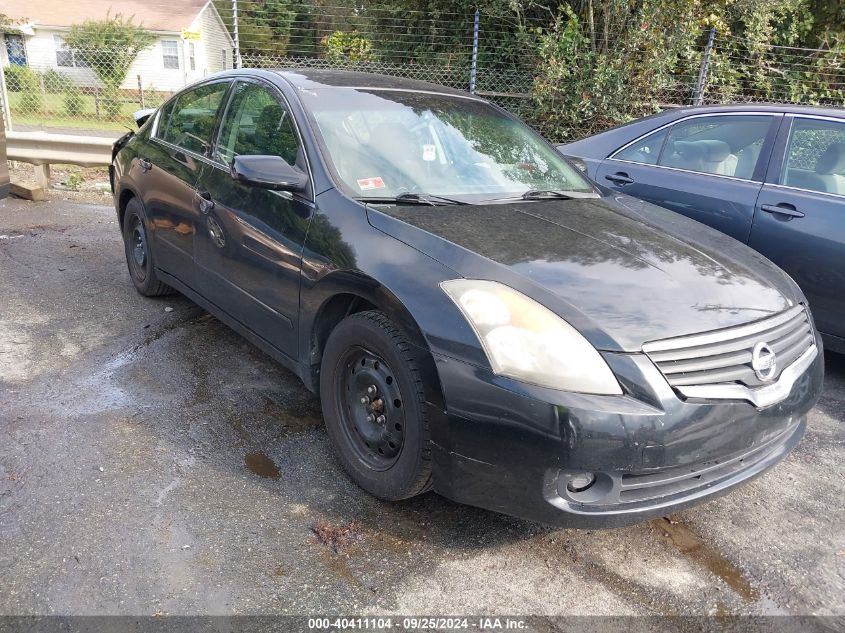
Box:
[8,66,45,113]
[43,68,72,92]
[63,85,86,117]
[100,88,123,120]
[4,64,35,92]
[323,30,373,63]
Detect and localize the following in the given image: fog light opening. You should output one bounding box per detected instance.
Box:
[566,472,596,493]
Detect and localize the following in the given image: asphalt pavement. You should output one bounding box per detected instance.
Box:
[0,197,843,620]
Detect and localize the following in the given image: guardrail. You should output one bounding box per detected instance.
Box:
[6,131,117,189]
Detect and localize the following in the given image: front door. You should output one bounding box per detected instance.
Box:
[750,115,845,342]
[595,114,778,243]
[194,79,312,359]
[141,80,230,288]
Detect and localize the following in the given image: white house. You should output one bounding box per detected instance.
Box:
[0,0,234,92]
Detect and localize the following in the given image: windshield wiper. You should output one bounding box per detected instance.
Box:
[356,192,468,206]
[479,189,600,203]
[521,189,580,200]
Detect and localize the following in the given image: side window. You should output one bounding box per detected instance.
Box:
[613,129,667,165]
[781,118,845,195]
[659,115,772,179]
[159,82,229,154]
[215,82,300,168]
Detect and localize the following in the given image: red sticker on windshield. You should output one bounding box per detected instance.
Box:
[357,177,385,191]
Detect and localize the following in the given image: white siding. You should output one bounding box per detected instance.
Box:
[194,4,234,75]
[8,28,188,92]
[0,4,233,93]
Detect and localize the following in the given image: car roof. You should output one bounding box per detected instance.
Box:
[559,102,845,157]
[270,68,474,97]
[651,102,845,119]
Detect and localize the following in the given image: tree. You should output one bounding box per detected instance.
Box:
[64,13,157,91]
[213,0,300,57]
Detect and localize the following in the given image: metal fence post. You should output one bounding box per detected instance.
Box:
[0,63,11,132]
[469,9,480,94]
[693,26,716,105]
[137,75,145,108]
[232,0,242,69]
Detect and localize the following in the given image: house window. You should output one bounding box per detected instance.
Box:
[5,33,27,66]
[162,40,179,69]
[54,35,84,67]
[188,42,196,71]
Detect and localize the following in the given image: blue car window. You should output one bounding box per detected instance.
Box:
[782,118,845,196]
[659,115,772,180]
[613,129,667,165]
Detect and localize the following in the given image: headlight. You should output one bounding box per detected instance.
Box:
[441,279,622,395]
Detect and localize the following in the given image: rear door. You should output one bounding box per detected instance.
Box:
[750,114,845,342]
[595,114,779,243]
[193,78,313,359]
[140,80,230,288]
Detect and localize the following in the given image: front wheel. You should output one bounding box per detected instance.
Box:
[320,311,432,500]
[122,198,173,297]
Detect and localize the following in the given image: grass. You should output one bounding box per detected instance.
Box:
[8,91,164,133]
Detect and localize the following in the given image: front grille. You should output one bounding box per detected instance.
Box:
[642,305,814,390]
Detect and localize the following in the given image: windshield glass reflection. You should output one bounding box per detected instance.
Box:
[302,89,593,202]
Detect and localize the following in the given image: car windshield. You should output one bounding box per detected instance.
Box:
[301,88,594,203]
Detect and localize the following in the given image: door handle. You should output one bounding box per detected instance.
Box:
[138,158,152,172]
[196,190,214,214]
[605,173,634,185]
[760,203,805,219]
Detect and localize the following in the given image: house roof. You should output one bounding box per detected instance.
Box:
[3,0,211,33]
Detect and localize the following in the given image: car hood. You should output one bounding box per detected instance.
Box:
[366,194,801,352]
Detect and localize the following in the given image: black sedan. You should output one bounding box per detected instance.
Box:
[558,104,845,355]
[111,71,823,528]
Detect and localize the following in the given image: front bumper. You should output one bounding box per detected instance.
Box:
[428,340,824,528]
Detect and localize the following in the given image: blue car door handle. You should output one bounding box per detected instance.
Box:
[761,203,805,219]
[605,172,634,185]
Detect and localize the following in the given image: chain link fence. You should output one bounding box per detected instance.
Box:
[0,4,843,143]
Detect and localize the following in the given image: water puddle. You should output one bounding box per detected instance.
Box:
[244,451,280,479]
[653,517,759,601]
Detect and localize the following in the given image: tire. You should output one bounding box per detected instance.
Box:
[320,310,432,500]
[122,197,173,297]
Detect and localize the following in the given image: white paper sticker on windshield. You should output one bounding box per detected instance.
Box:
[357,177,385,190]
[422,144,437,162]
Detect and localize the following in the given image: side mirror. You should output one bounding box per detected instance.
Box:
[132,108,156,128]
[231,155,308,192]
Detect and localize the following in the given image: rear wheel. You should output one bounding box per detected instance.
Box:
[320,311,432,500]
[122,198,173,297]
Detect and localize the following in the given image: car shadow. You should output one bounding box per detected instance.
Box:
[122,309,845,553]
[117,309,565,552]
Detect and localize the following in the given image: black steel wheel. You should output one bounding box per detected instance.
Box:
[320,311,432,500]
[127,213,148,282]
[122,197,173,297]
[338,346,407,470]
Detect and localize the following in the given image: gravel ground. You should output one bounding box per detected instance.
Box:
[0,196,843,621]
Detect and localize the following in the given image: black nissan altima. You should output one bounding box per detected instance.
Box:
[110,69,823,527]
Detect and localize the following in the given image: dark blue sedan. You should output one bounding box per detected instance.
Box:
[558,104,845,354]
